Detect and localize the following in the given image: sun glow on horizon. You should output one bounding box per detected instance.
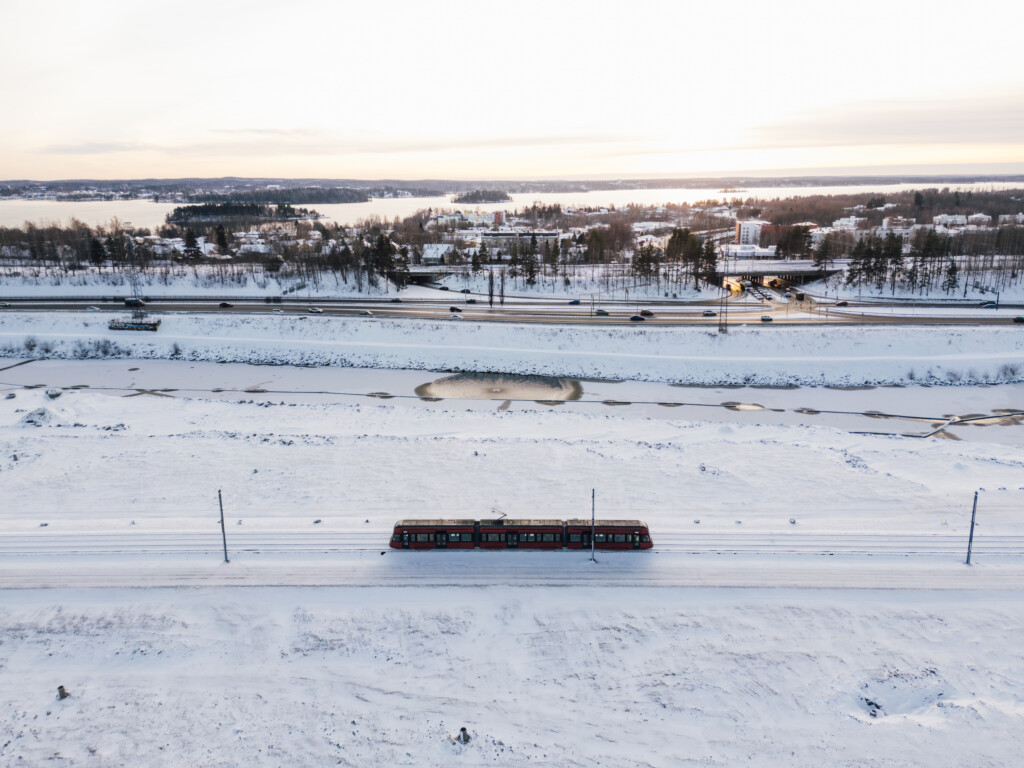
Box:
[2,0,1023,180]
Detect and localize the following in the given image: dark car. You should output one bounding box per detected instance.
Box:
[466,298,477,304]
[761,315,773,322]
[1014,317,1024,324]
[836,301,849,307]
[629,315,646,322]
[219,302,234,308]
[640,309,654,317]
[568,299,581,305]
[702,310,716,317]
[795,292,805,301]
[449,306,462,312]
[390,298,402,303]
[980,302,997,309]
[460,289,471,294]
[438,286,449,291]
[124,298,145,307]
[594,309,609,316]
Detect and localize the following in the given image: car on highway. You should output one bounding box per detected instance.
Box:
[271,309,283,313]
[629,315,645,322]
[466,298,477,304]
[568,299,581,305]
[795,292,805,301]
[835,301,849,307]
[784,292,792,298]
[980,302,997,309]
[450,314,463,320]
[86,305,100,311]
[639,309,654,317]
[1014,317,1024,324]
[438,286,449,291]
[124,298,145,307]
[219,302,234,308]
[390,298,402,303]
[702,310,716,317]
[460,288,471,294]
[761,315,773,322]
[449,306,462,312]
[0,302,10,308]
[594,309,609,316]
[308,307,324,313]
[358,309,373,316]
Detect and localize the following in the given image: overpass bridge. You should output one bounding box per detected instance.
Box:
[715,258,847,285]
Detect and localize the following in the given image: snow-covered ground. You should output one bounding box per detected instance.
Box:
[3,586,1024,767]
[2,384,1024,766]
[3,311,1024,386]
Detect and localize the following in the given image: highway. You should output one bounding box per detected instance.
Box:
[2,292,1023,326]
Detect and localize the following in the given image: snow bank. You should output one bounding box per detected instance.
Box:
[3,311,1024,386]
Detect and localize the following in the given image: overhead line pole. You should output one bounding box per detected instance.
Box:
[591,488,596,563]
[965,490,978,566]
[218,489,230,564]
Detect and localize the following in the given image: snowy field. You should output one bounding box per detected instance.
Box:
[3,587,1024,767]
[2,384,1024,766]
[3,311,1024,386]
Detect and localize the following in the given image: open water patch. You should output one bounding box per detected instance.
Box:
[415,372,582,401]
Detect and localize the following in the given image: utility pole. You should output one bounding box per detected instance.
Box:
[965,490,978,566]
[590,488,596,563]
[218,489,230,564]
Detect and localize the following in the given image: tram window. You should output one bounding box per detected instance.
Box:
[486,533,501,542]
[641,535,650,542]
[542,533,554,542]
[461,533,474,542]
[613,534,625,543]
[569,534,581,543]
[416,533,428,542]
[595,534,607,543]
[392,534,400,542]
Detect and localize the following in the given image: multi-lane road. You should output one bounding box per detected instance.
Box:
[3,291,1023,325]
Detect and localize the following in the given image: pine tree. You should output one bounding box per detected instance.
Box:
[183,228,203,260]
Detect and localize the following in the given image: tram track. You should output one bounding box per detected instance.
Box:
[2,530,1021,558]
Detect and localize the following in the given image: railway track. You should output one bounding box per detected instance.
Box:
[2,530,1021,557]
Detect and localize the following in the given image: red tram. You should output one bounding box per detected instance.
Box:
[390,518,652,550]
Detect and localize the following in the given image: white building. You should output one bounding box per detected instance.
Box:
[721,243,777,259]
[997,213,1024,225]
[967,213,992,226]
[933,214,967,227]
[832,216,866,230]
[735,220,769,245]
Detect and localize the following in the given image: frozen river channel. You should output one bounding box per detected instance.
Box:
[2,358,1023,444]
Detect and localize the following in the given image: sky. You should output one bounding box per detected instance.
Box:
[2,0,1024,181]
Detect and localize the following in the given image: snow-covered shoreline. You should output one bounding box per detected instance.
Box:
[3,311,1024,386]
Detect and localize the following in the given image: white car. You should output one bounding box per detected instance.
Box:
[86,305,100,311]
[308,307,324,314]
[271,309,283,314]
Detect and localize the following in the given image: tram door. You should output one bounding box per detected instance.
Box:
[401,531,410,548]
[506,530,518,548]
[436,531,448,548]
[581,531,591,549]
[632,532,641,549]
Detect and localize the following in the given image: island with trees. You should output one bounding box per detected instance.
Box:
[452,190,512,204]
